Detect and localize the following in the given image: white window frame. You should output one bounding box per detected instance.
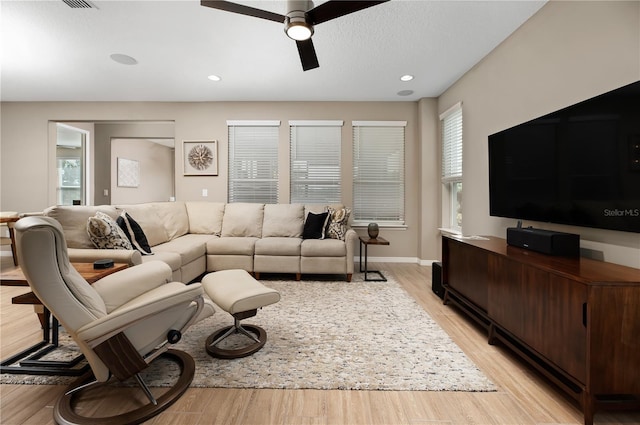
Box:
[289,120,343,204]
[440,103,463,233]
[227,120,280,203]
[352,121,406,227]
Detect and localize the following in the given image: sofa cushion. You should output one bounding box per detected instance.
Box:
[326,207,351,241]
[140,250,181,272]
[186,202,225,235]
[45,205,119,249]
[116,203,169,247]
[221,203,264,238]
[262,204,304,237]
[87,211,133,251]
[116,211,153,255]
[255,237,301,256]
[301,238,347,257]
[302,211,329,239]
[152,234,209,266]
[152,202,189,240]
[207,237,258,255]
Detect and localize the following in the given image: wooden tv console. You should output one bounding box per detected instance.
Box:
[441,235,640,425]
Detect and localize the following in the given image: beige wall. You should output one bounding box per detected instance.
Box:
[0,101,427,261]
[418,98,440,263]
[111,138,174,204]
[438,0,640,268]
[2,1,639,267]
[93,121,174,205]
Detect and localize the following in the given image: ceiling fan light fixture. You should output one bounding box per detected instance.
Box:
[285,12,313,41]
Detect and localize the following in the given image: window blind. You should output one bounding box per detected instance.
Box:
[227,122,279,203]
[352,122,406,224]
[289,121,342,204]
[441,104,463,182]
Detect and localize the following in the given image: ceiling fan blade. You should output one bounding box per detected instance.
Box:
[200,1,285,23]
[307,0,389,25]
[296,39,319,71]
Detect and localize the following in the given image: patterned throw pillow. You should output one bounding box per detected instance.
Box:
[116,211,153,255]
[326,207,351,240]
[87,211,133,250]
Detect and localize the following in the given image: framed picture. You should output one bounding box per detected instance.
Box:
[183,140,218,176]
[117,158,139,187]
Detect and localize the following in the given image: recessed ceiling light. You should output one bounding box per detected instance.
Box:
[400,75,414,82]
[207,75,221,82]
[110,53,137,65]
[397,90,414,96]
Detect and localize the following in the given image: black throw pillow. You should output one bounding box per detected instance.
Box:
[116,211,153,255]
[302,211,330,240]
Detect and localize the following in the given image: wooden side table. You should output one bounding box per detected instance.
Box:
[359,236,390,282]
[0,215,19,266]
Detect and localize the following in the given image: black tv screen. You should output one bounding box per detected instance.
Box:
[488,80,640,233]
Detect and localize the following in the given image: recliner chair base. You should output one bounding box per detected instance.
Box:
[54,349,194,425]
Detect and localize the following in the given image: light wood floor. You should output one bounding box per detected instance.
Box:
[1,257,639,425]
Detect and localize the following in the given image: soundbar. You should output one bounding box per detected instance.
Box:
[506,227,580,256]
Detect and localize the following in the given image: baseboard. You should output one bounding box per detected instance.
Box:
[358,256,416,264]
[354,256,438,265]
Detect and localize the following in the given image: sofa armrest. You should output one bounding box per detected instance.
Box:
[68,248,142,266]
[77,281,205,345]
[344,228,358,274]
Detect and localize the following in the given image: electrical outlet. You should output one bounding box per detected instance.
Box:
[202,189,208,197]
[103,189,109,196]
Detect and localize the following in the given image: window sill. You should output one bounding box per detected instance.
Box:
[438,227,462,236]
[353,223,408,230]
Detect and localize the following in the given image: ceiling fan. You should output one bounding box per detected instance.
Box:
[201,0,389,71]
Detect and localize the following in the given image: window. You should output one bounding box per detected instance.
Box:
[56,124,87,206]
[227,121,280,203]
[290,121,343,204]
[352,121,406,225]
[440,103,463,231]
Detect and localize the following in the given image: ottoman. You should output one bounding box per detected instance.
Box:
[202,269,280,358]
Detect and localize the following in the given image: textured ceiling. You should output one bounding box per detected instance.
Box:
[1,0,546,102]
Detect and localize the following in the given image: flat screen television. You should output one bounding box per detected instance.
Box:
[488,80,640,233]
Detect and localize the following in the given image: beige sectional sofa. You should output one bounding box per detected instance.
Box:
[43,202,357,282]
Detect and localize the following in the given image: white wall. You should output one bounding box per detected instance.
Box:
[438,0,640,268]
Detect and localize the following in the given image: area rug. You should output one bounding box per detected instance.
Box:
[1,272,496,392]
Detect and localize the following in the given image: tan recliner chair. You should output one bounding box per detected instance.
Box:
[14,216,215,425]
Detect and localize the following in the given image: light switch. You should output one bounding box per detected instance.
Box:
[202,189,208,197]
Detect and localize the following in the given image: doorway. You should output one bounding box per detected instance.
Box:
[56,124,88,205]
